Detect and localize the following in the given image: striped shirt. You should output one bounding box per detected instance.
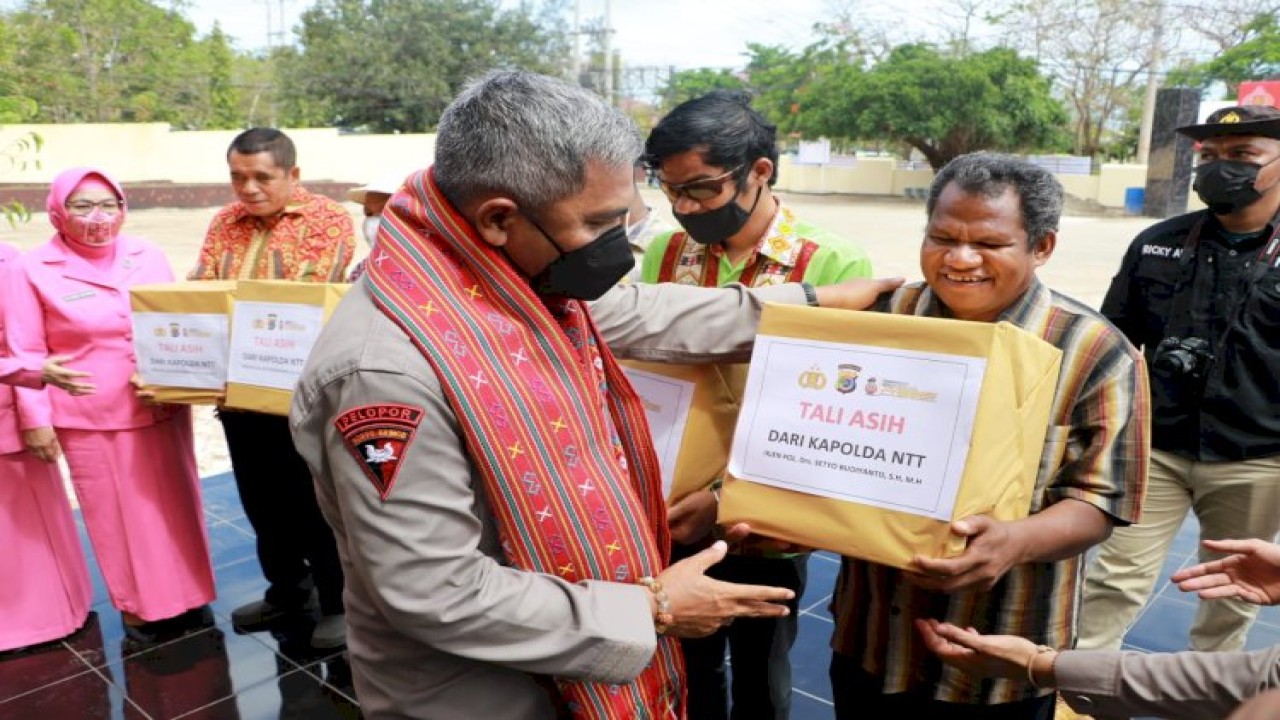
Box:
[830,278,1150,705]
[189,187,354,282]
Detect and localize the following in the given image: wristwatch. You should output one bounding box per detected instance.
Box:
[801,282,820,307]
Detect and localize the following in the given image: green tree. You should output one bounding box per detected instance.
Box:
[1166,13,1280,97]
[276,0,568,132]
[206,24,241,129]
[659,68,746,110]
[1,0,233,127]
[743,37,871,137]
[0,19,41,226]
[743,44,813,136]
[801,44,1068,170]
[233,51,286,128]
[990,0,1156,157]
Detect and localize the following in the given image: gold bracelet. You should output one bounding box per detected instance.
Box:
[638,576,673,635]
[1025,645,1055,688]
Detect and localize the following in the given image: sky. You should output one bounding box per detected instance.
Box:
[179,0,962,70]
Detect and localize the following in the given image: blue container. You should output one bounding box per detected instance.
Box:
[1124,187,1145,216]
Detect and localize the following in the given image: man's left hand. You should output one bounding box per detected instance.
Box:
[906,515,1020,592]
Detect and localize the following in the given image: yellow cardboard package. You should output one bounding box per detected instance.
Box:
[224,281,351,416]
[718,303,1063,570]
[129,280,237,404]
[620,361,747,504]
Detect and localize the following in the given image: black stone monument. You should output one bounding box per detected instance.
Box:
[1144,87,1202,218]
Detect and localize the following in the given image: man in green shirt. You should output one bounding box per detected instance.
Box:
[641,90,873,720]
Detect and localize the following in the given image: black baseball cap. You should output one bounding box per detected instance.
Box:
[1176,104,1280,142]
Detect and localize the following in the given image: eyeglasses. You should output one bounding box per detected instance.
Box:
[66,199,123,216]
[655,166,743,202]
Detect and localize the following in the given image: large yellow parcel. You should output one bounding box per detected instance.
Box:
[129,280,236,404]
[719,303,1063,570]
[224,281,350,415]
[620,361,747,504]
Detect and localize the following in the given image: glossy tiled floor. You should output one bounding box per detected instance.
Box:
[5,473,1280,719]
[788,515,1280,720]
[0,472,359,720]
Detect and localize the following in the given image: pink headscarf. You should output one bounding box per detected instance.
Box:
[46,167,128,256]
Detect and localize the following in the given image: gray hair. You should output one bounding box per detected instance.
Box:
[434,70,642,211]
[926,152,1063,250]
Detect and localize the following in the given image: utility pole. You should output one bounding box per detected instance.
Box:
[602,0,614,105]
[266,0,288,49]
[264,0,274,52]
[569,0,581,86]
[262,0,287,126]
[1137,0,1165,165]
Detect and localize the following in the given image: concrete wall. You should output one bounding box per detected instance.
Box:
[1,122,1172,211]
[778,154,1160,210]
[0,123,432,185]
[1096,164,1148,209]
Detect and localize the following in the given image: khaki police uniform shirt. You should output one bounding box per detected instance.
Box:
[1056,644,1280,719]
[290,279,806,720]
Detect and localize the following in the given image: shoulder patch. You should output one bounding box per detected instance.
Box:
[334,404,425,500]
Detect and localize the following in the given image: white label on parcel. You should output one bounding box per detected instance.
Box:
[728,334,985,521]
[621,366,696,499]
[227,301,325,391]
[131,312,229,390]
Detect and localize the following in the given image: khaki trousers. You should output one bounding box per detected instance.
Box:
[1078,448,1280,651]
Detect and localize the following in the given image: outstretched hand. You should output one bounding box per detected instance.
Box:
[814,276,906,311]
[656,540,795,638]
[1172,538,1280,606]
[42,355,95,395]
[916,619,1055,684]
[1227,689,1280,720]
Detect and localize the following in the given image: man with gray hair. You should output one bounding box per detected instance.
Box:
[826,152,1149,719]
[289,70,899,719]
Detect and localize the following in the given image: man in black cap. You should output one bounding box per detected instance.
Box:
[1078,104,1280,655]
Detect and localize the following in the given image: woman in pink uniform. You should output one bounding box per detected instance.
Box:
[0,241,94,652]
[4,168,216,644]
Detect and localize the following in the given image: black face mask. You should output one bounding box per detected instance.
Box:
[525,215,634,300]
[674,186,763,245]
[1194,156,1279,215]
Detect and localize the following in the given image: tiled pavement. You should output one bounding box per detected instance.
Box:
[0,472,358,720]
[4,471,1279,719]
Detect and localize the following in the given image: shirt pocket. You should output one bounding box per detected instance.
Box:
[1135,263,1180,306]
[1246,274,1280,330]
[1032,425,1073,509]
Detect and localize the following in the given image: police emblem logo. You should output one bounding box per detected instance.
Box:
[836,363,861,394]
[1220,111,1241,124]
[334,403,426,500]
[798,365,828,390]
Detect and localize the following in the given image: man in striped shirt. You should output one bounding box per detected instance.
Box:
[828,152,1150,718]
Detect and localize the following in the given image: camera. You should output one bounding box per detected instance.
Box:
[1153,336,1214,379]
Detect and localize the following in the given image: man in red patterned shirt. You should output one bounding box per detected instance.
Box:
[190,128,355,649]
[191,128,354,281]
